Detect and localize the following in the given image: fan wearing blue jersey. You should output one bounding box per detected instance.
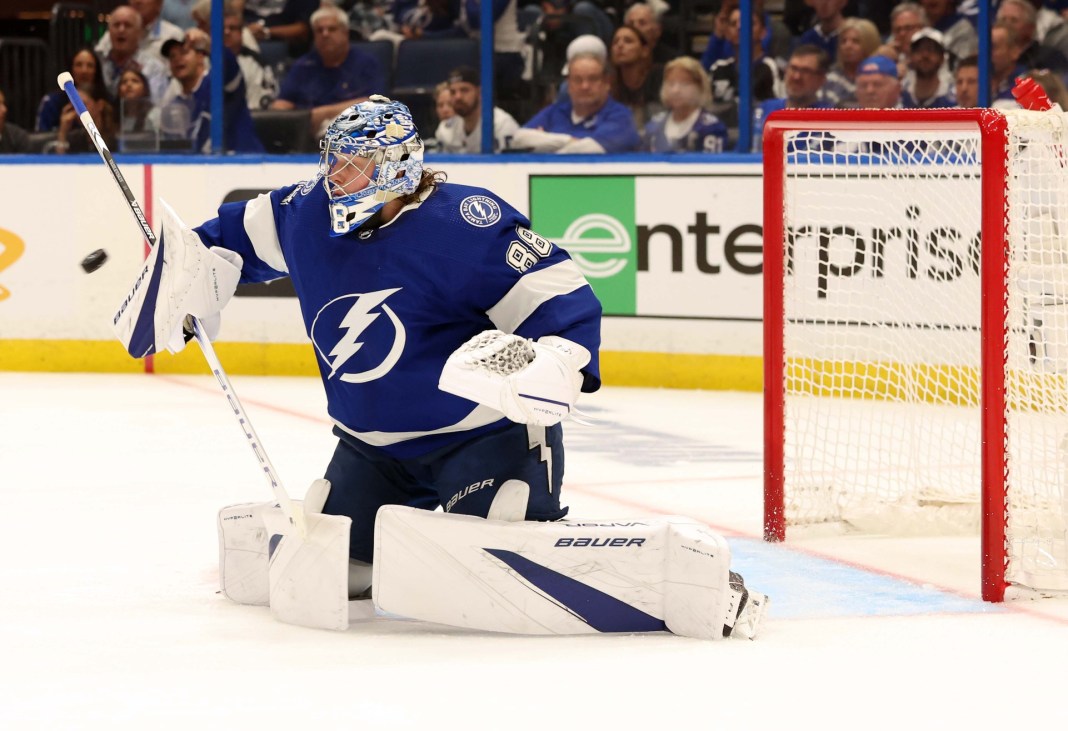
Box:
[643,57,727,153]
[112,96,768,639]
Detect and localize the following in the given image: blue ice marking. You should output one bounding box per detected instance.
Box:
[728,538,1003,619]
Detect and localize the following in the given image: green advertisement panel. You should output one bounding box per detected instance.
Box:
[530,176,637,315]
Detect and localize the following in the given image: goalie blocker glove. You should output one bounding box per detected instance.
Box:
[114,200,243,357]
[439,330,591,427]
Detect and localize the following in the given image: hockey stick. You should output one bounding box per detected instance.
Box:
[57,72,305,537]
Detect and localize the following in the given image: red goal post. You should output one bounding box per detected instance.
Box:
[762,108,1068,602]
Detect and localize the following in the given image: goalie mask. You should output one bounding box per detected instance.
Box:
[319,95,424,236]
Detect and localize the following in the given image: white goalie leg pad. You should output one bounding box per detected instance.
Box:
[265,508,352,631]
[217,481,335,606]
[485,479,530,522]
[372,507,737,639]
[113,199,243,358]
[218,501,278,606]
[263,479,352,631]
[218,479,352,631]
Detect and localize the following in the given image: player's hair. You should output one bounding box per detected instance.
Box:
[397,168,447,208]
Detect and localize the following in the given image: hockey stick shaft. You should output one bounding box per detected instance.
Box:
[57,73,305,536]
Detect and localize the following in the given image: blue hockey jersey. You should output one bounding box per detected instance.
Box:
[194,180,603,458]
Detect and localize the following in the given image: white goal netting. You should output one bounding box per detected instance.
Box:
[774,111,1068,592]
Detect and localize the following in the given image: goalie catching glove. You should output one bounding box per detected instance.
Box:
[439,330,591,426]
[113,199,243,357]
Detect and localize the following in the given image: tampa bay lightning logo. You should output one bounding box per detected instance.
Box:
[459,195,501,228]
[310,288,406,383]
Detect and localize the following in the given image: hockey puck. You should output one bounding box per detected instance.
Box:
[80,249,108,273]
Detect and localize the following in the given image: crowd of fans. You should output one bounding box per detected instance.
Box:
[3,0,1068,155]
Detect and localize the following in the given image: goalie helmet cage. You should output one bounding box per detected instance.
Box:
[762,108,1068,602]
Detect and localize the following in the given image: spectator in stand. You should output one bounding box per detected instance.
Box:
[920,0,977,62]
[97,0,184,59]
[701,0,792,70]
[270,4,386,136]
[609,25,664,130]
[116,68,159,136]
[54,84,118,154]
[192,0,262,55]
[642,57,727,153]
[37,47,110,132]
[552,0,616,45]
[220,1,279,110]
[997,0,1068,76]
[1036,0,1068,58]
[822,17,881,106]
[348,0,397,40]
[991,21,1027,107]
[511,52,641,153]
[97,5,171,103]
[709,6,783,127]
[854,54,901,108]
[0,88,31,154]
[435,66,519,153]
[625,2,678,64]
[889,3,929,64]
[796,0,849,60]
[384,0,461,42]
[902,28,955,108]
[701,0,737,69]
[434,80,454,123]
[554,34,608,100]
[952,54,978,107]
[158,29,265,152]
[752,44,831,150]
[245,0,319,56]
[456,0,530,105]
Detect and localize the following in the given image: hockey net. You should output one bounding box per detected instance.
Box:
[762,109,1068,600]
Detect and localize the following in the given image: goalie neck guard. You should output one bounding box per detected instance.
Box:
[319,95,425,236]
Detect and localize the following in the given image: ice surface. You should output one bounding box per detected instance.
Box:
[2,373,1066,729]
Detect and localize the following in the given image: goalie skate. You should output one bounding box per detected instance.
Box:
[722,571,769,640]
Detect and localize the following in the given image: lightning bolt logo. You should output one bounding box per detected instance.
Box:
[311,288,406,383]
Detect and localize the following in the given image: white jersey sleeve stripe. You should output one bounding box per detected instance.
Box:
[487,260,590,333]
[242,193,288,273]
[333,404,505,447]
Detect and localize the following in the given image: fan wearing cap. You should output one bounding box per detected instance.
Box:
[96,5,171,103]
[158,29,265,152]
[901,28,954,108]
[854,54,902,109]
[434,66,519,154]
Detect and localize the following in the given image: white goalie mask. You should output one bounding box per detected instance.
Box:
[319,95,425,236]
